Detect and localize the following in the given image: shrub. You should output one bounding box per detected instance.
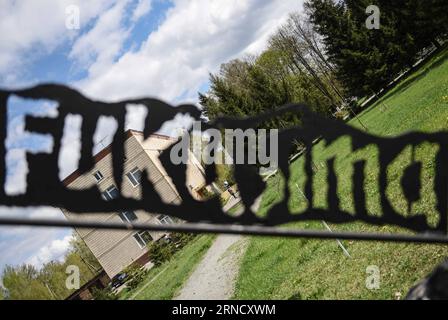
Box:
[91,286,117,300]
[198,186,215,200]
[147,233,197,267]
[122,264,148,290]
[146,240,175,267]
[170,232,196,248]
[334,108,349,120]
[216,164,235,186]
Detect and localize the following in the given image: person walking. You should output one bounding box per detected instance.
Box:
[223,180,236,198]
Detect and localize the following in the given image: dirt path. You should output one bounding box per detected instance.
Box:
[174,196,261,300]
[174,234,247,300]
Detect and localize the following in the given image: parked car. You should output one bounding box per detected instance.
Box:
[111,272,128,289]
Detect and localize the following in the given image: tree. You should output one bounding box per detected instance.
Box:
[270,13,345,109]
[200,47,332,127]
[305,0,448,98]
[69,232,101,273]
[385,0,448,50]
[2,264,53,300]
[305,0,373,97]
[1,232,102,300]
[200,47,340,177]
[0,286,6,300]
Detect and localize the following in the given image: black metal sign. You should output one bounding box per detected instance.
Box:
[0,83,447,243]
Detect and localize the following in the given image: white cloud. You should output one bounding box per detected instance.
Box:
[0,207,69,272]
[0,207,64,235]
[26,235,73,268]
[69,0,134,78]
[75,0,302,103]
[131,0,153,22]
[58,114,83,179]
[125,104,149,132]
[63,0,155,166]
[4,97,58,194]
[4,149,28,195]
[0,0,116,82]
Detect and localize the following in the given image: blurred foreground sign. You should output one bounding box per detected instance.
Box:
[0,84,447,240]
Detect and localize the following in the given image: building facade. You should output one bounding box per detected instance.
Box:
[61,130,206,278]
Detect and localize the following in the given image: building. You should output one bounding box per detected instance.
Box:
[61,130,207,278]
[66,270,111,300]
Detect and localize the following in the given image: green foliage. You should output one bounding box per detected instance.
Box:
[200,49,331,126]
[171,232,197,248]
[122,264,149,290]
[215,164,235,186]
[147,233,197,267]
[1,231,101,300]
[2,265,53,300]
[147,240,176,267]
[305,0,448,97]
[91,286,118,300]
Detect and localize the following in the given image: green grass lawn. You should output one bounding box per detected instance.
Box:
[119,234,215,300]
[233,48,448,300]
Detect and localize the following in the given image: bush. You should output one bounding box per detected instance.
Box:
[198,186,215,200]
[91,286,117,300]
[216,164,235,186]
[122,264,148,290]
[334,108,349,120]
[146,241,175,267]
[147,233,197,267]
[170,232,196,248]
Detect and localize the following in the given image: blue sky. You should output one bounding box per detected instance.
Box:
[0,0,302,276]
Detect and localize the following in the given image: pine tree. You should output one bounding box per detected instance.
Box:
[306,0,447,97]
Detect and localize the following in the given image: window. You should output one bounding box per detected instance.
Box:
[158,215,173,225]
[93,170,104,182]
[102,185,119,201]
[126,167,142,187]
[133,231,153,248]
[119,211,137,223]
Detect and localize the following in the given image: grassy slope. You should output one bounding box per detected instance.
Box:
[120,235,215,300]
[234,49,448,300]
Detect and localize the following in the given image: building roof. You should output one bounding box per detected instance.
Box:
[62,129,174,186]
